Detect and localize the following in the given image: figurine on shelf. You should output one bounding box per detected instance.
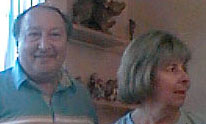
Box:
[91,0,126,33]
[92,79,105,100]
[96,78,105,98]
[75,76,83,83]
[72,0,94,24]
[110,87,117,101]
[104,79,116,100]
[109,79,118,101]
[72,0,126,33]
[129,19,136,40]
[87,73,98,95]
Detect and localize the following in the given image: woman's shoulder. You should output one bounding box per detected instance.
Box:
[179,109,206,124]
[114,112,134,124]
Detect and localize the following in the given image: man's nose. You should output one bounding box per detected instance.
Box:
[38,35,51,50]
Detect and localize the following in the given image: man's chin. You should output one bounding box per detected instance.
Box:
[35,64,60,71]
[32,71,59,83]
[33,66,59,75]
[36,69,58,75]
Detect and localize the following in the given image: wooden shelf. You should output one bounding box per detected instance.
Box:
[93,99,137,124]
[93,99,137,110]
[71,24,126,48]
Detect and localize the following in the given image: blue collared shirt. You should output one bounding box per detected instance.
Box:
[0,61,97,124]
[114,109,205,124]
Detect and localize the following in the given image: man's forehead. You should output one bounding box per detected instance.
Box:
[22,7,63,23]
[21,7,65,29]
[25,26,63,31]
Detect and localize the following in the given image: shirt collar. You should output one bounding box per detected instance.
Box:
[12,60,72,91]
[12,60,27,90]
[56,68,73,92]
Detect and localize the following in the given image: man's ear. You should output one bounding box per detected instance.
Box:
[16,41,19,54]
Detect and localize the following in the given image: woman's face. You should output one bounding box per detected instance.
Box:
[152,59,190,108]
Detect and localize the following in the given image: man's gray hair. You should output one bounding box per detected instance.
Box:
[13,3,73,47]
[117,30,191,103]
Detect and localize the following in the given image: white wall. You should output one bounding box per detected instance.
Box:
[65,41,121,84]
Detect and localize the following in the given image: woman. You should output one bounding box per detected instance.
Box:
[115,30,205,124]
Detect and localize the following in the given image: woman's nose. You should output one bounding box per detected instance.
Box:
[180,70,190,88]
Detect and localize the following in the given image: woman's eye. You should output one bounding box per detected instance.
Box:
[182,65,188,72]
[166,65,177,72]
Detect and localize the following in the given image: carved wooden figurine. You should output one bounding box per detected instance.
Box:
[73,0,126,33]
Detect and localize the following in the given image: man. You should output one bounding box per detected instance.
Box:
[0,4,97,124]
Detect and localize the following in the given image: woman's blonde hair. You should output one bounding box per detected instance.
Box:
[117,30,191,103]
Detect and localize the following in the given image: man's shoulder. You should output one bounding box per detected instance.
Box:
[0,68,13,82]
[68,78,92,100]
[0,67,13,76]
[69,78,98,124]
[70,78,89,91]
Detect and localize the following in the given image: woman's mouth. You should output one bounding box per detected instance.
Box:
[174,90,186,95]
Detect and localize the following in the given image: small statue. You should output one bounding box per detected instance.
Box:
[92,79,105,100]
[110,87,117,101]
[129,19,136,40]
[87,73,105,100]
[91,0,126,33]
[75,76,83,83]
[73,0,126,33]
[105,79,116,100]
[88,73,98,95]
[73,0,94,24]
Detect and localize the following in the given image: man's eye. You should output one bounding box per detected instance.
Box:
[28,32,41,37]
[27,32,41,41]
[51,33,61,36]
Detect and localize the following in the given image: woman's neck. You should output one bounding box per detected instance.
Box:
[132,100,181,124]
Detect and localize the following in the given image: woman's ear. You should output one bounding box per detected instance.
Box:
[150,68,157,89]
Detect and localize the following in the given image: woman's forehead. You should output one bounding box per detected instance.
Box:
[157,57,187,67]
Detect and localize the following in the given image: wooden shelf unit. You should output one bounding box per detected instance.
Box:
[93,100,137,124]
[93,99,137,110]
[71,24,126,48]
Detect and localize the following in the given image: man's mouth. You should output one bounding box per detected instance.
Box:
[34,54,56,58]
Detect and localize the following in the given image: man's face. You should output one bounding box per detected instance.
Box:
[18,7,67,79]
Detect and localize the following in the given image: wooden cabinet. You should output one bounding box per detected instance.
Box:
[70,24,128,55]
[93,100,137,124]
[72,24,125,48]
